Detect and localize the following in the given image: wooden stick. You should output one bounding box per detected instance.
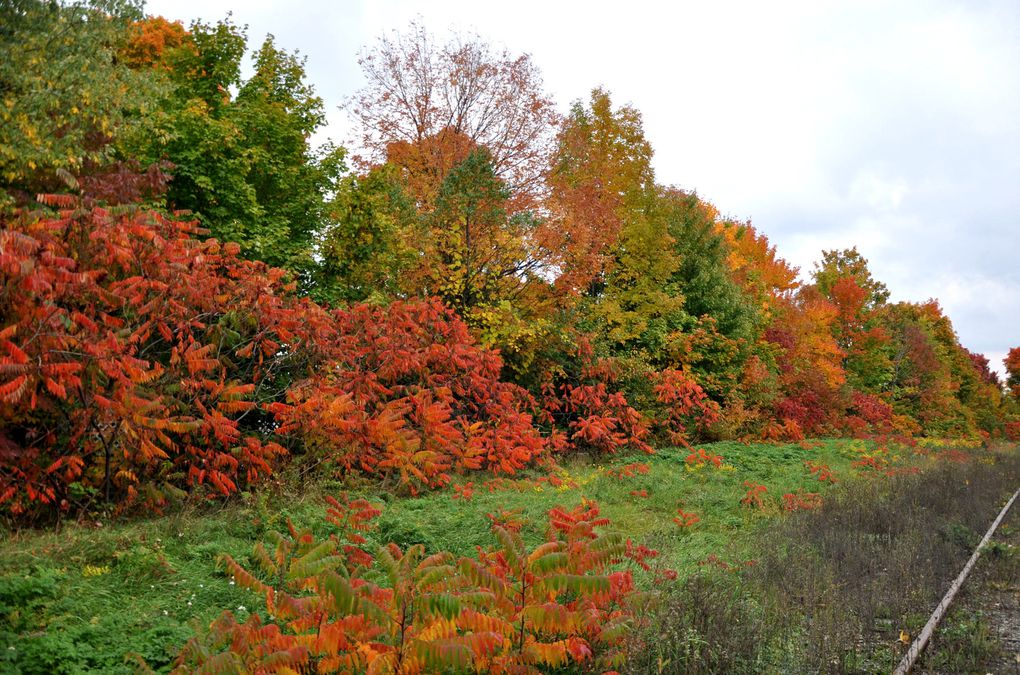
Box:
[893,486,1020,675]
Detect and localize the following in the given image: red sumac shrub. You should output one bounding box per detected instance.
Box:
[539,344,652,457]
[268,300,547,493]
[652,368,720,446]
[174,497,653,673]
[0,204,326,516]
[844,391,895,436]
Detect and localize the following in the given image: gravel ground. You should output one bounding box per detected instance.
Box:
[918,498,1020,675]
[975,509,1020,675]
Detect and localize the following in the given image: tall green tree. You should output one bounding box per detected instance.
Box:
[315,164,416,304]
[660,189,756,341]
[123,19,344,278]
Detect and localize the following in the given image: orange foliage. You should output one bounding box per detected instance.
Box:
[267,300,547,494]
[175,497,652,673]
[385,128,477,209]
[121,16,193,68]
[717,219,798,320]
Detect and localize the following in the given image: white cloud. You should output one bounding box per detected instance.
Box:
[143,0,1020,369]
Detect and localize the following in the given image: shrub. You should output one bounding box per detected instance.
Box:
[171,497,653,673]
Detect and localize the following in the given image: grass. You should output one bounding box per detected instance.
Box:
[0,437,1000,673]
[627,443,1020,674]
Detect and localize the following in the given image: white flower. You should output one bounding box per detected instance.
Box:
[237,605,247,612]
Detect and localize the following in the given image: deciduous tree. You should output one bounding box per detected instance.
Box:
[348,21,559,200]
[0,0,158,207]
[1006,347,1020,401]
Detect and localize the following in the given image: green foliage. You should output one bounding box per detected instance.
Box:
[314,164,416,303]
[123,19,344,277]
[661,189,757,343]
[2,438,1007,672]
[0,0,158,207]
[427,147,543,317]
[883,301,979,436]
[558,91,685,355]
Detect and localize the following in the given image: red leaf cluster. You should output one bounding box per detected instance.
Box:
[267,299,546,493]
[740,481,768,510]
[0,206,316,515]
[0,205,551,516]
[781,491,823,511]
[685,448,724,469]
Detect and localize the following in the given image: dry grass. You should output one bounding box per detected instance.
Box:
[628,445,1020,674]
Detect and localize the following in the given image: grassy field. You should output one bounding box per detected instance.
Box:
[0,437,998,673]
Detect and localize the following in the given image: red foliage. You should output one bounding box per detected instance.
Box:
[761,417,805,443]
[1006,347,1020,400]
[539,343,717,457]
[773,373,842,438]
[606,462,650,479]
[804,461,837,483]
[486,507,526,533]
[673,508,700,528]
[781,491,823,511]
[0,205,316,516]
[653,368,720,446]
[452,482,474,501]
[541,348,652,457]
[740,481,768,510]
[267,299,547,493]
[851,455,887,473]
[844,392,895,436]
[965,349,1000,387]
[0,203,553,517]
[685,448,723,469]
[558,381,650,456]
[698,553,758,573]
[624,539,660,571]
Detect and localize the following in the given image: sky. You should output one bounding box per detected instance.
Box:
[146,0,1020,377]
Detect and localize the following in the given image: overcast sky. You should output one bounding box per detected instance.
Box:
[146,0,1020,377]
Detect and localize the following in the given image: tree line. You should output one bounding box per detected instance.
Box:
[1,0,1018,520]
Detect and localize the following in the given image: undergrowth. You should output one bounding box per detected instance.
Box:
[627,444,1020,673]
[0,438,1012,673]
